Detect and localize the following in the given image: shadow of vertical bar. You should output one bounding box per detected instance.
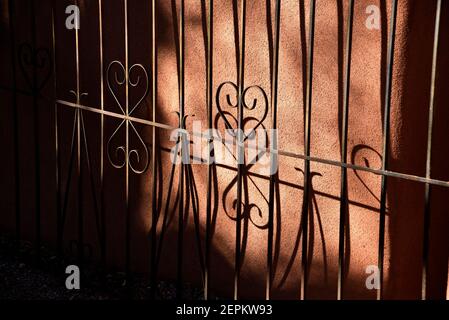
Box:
[29,0,42,264]
[266,0,281,301]
[8,0,21,249]
[176,0,185,300]
[51,0,62,269]
[377,0,398,301]
[234,0,247,301]
[204,0,213,301]
[422,0,441,301]
[337,0,354,301]
[300,0,315,301]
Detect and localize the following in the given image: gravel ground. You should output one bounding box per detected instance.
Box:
[0,235,205,300]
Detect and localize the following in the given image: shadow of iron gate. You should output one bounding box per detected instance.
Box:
[0,0,448,300]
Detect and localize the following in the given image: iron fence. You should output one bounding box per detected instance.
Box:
[0,0,447,300]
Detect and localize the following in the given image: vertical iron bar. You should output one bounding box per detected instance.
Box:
[51,0,61,264]
[204,0,213,301]
[98,0,106,274]
[337,0,354,301]
[422,0,441,301]
[266,0,281,301]
[176,0,185,300]
[150,0,158,299]
[300,0,315,301]
[8,0,20,248]
[74,0,84,265]
[234,0,246,301]
[30,0,42,262]
[377,0,397,301]
[124,0,131,280]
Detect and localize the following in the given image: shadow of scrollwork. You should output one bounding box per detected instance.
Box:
[215,81,268,140]
[106,61,150,175]
[153,113,206,282]
[215,80,269,220]
[351,144,383,204]
[215,80,271,265]
[276,169,328,289]
[218,128,270,230]
[17,42,52,93]
[58,91,104,264]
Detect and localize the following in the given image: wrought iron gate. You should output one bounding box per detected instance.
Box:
[1,0,448,300]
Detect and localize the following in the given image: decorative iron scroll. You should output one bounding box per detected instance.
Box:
[106,61,150,174]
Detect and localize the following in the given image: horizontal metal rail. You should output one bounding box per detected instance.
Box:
[54,98,449,189]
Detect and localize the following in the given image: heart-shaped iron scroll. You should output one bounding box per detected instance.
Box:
[18,43,52,92]
[106,61,150,175]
